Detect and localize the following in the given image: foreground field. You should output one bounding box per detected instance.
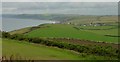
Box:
[3,39,117,60]
[25,24,118,43]
[2,39,81,60]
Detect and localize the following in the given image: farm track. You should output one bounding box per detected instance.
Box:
[48,38,119,49]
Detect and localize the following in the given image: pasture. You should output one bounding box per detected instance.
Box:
[76,25,118,36]
[2,39,81,60]
[2,38,115,60]
[3,15,119,60]
[26,24,118,43]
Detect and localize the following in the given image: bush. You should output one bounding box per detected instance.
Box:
[2,31,119,58]
[2,32,11,38]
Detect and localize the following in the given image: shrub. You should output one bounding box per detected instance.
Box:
[2,32,10,38]
[2,32,119,58]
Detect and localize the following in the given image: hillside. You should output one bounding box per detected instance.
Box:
[2,2,119,60]
[24,24,118,43]
[2,38,115,60]
[2,39,81,60]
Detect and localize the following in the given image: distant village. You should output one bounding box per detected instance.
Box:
[79,23,107,26]
[66,22,109,27]
[50,19,119,27]
[51,21,115,27]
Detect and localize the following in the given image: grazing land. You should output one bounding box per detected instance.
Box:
[24,24,118,43]
[6,15,119,60]
[75,25,119,36]
[9,15,119,44]
[2,2,119,60]
[10,27,31,35]
[2,38,116,60]
[2,39,81,60]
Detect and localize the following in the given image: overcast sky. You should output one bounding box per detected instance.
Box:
[1,0,120,2]
[2,2,118,15]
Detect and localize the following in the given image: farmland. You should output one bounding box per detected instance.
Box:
[8,15,119,43]
[64,16,118,25]
[2,2,119,60]
[75,25,119,36]
[5,15,119,60]
[3,38,116,60]
[2,39,81,60]
[25,24,119,43]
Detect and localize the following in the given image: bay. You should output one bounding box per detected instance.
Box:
[2,17,55,32]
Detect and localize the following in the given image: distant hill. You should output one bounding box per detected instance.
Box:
[2,14,75,22]
[3,14,118,25]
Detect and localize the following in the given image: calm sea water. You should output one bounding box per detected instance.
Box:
[2,17,55,32]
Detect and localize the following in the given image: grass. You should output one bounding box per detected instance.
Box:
[26,24,118,43]
[76,25,118,36]
[2,38,117,60]
[9,27,31,35]
[83,29,118,36]
[2,39,81,60]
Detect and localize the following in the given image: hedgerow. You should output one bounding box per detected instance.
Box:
[2,32,119,58]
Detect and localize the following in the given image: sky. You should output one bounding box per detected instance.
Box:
[2,2,118,15]
[1,0,119,15]
[1,0,120,2]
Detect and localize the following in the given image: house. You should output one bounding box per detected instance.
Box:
[93,23,104,26]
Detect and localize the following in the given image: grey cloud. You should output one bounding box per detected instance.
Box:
[2,2,118,15]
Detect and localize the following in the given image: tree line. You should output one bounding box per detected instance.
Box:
[2,31,120,58]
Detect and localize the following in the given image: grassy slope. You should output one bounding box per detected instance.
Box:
[26,24,118,43]
[77,26,118,36]
[9,27,31,35]
[2,39,81,60]
[2,39,117,60]
[83,29,118,36]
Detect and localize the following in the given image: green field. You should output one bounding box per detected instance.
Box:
[25,24,118,43]
[83,29,118,36]
[76,25,118,36]
[10,27,31,35]
[9,15,119,44]
[2,38,115,60]
[3,15,119,60]
[2,39,81,60]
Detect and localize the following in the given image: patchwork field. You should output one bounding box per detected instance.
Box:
[2,3,119,60]
[2,38,115,60]
[3,15,119,60]
[24,24,118,43]
[64,16,118,25]
[75,25,119,36]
